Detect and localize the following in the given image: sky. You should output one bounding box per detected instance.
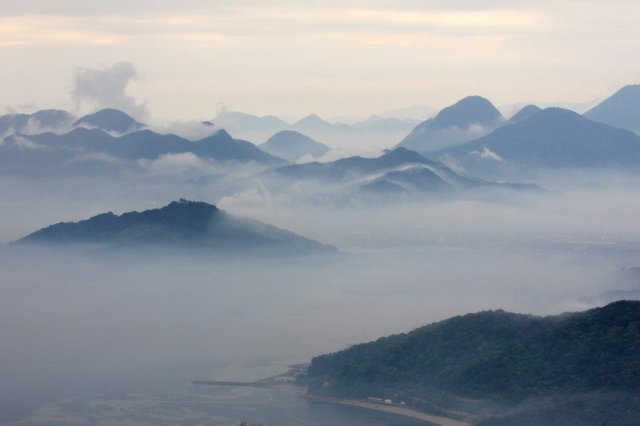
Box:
[1,0,639,122]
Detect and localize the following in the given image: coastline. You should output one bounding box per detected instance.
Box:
[194,367,471,426]
[270,384,470,426]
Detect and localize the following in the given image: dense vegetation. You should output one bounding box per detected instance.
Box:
[303,301,640,406]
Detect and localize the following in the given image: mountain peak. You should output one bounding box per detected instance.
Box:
[431,96,503,130]
[508,104,542,124]
[397,96,504,152]
[73,108,145,134]
[260,130,329,162]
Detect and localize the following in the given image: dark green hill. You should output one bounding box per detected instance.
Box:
[14,200,335,255]
[304,301,640,401]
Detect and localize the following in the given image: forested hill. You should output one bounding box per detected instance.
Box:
[303,301,640,401]
[14,200,336,255]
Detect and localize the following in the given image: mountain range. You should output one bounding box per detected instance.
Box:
[0,108,147,136]
[14,199,335,255]
[435,107,640,178]
[0,125,285,177]
[212,111,418,148]
[266,147,542,205]
[3,83,639,181]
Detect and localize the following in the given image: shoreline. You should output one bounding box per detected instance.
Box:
[270,384,470,426]
[304,394,471,426]
[193,367,471,426]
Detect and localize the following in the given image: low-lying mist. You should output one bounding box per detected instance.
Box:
[0,172,638,423]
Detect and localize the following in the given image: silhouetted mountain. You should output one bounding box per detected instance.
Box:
[359,166,453,199]
[379,104,437,121]
[267,148,541,204]
[438,107,640,175]
[73,108,145,133]
[260,130,329,162]
[351,115,417,132]
[0,109,74,135]
[0,127,285,177]
[584,84,640,134]
[272,147,438,181]
[303,301,640,424]
[14,200,335,254]
[291,114,348,133]
[508,104,541,124]
[397,96,504,152]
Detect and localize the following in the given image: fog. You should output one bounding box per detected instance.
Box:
[0,172,638,424]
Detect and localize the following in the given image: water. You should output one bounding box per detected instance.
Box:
[3,380,429,425]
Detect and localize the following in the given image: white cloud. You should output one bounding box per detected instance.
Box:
[467,146,503,162]
[11,135,46,150]
[71,62,148,120]
[137,152,209,173]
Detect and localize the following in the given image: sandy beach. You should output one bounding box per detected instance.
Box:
[272,385,471,426]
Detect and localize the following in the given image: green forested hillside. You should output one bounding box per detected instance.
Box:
[304,301,640,401]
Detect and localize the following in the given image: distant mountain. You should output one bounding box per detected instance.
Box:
[260,130,330,162]
[379,104,437,121]
[351,115,417,132]
[290,114,350,135]
[73,108,145,133]
[397,96,505,152]
[272,147,439,182]
[212,111,289,143]
[0,109,74,135]
[302,301,640,425]
[267,147,541,204]
[438,107,640,176]
[507,104,541,124]
[0,127,285,177]
[584,84,640,134]
[14,200,335,254]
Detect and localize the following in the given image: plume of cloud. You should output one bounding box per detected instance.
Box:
[71,62,148,121]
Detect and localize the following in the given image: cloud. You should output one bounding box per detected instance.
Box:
[71,62,148,120]
[150,120,218,141]
[11,135,46,150]
[137,152,209,174]
[217,181,274,211]
[464,146,504,162]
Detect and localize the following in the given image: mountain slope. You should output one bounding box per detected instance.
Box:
[269,148,540,203]
[260,130,329,162]
[304,301,640,397]
[438,107,640,174]
[14,200,335,254]
[584,84,640,134]
[272,147,438,181]
[397,96,504,152]
[0,109,74,135]
[1,128,285,175]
